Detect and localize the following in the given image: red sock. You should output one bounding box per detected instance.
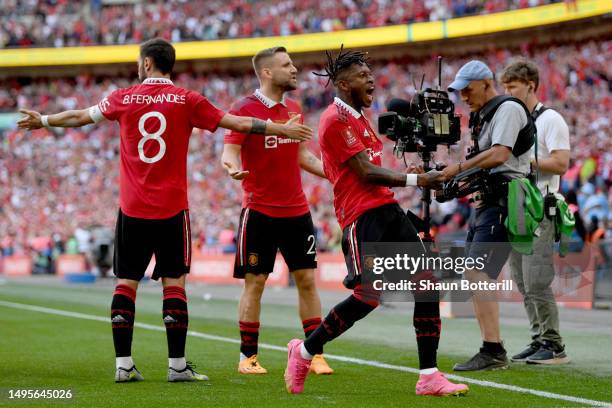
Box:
[302,317,322,339]
[111,284,137,357]
[239,321,260,358]
[163,286,188,358]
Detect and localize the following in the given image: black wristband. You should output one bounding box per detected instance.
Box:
[250,118,267,134]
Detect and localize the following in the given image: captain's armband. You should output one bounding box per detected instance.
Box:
[250,118,267,134]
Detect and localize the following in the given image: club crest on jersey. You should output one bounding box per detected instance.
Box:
[265,135,278,148]
[364,256,375,271]
[344,127,357,146]
[248,253,259,266]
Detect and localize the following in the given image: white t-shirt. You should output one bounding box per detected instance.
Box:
[531,103,570,195]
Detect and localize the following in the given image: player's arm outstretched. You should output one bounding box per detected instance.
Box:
[221,143,249,180]
[219,113,312,142]
[18,108,94,130]
[298,143,326,179]
[348,151,444,189]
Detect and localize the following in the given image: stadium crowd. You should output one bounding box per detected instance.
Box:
[0,0,567,48]
[1,40,610,263]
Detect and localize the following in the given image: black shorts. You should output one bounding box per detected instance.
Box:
[113,209,191,281]
[233,208,317,278]
[342,203,423,289]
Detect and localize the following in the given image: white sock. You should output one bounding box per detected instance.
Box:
[300,343,314,360]
[169,357,186,371]
[116,356,134,370]
[239,353,248,362]
[420,367,438,375]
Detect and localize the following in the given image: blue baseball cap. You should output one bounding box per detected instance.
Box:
[448,60,494,92]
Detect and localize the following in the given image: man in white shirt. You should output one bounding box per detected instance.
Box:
[502,59,571,365]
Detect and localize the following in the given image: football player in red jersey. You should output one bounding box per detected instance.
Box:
[283,47,468,396]
[222,47,333,375]
[17,38,312,383]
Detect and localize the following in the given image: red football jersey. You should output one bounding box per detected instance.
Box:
[89,77,225,219]
[224,90,309,218]
[319,97,397,229]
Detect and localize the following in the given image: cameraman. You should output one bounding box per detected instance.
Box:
[501,60,570,365]
[443,60,532,371]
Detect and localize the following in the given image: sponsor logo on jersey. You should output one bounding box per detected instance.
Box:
[278,138,300,145]
[265,135,299,149]
[265,135,278,148]
[365,148,383,161]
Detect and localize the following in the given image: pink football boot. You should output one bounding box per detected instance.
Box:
[416,371,469,396]
[284,339,312,394]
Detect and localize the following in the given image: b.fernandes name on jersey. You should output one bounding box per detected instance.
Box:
[122,94,186,105]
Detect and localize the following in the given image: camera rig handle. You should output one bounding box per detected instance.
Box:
[435,167,490,203]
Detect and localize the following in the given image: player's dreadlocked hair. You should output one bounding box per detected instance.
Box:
[313,44,370,87]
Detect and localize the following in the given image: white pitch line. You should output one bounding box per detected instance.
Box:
[1,299,610,407]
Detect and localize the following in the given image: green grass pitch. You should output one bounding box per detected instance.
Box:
[0,281,611,407]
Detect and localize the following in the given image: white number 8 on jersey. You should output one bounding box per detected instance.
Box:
[138,111,167,163]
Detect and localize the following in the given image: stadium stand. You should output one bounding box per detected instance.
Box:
[0,0,565,48]
[1,39,609,263]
